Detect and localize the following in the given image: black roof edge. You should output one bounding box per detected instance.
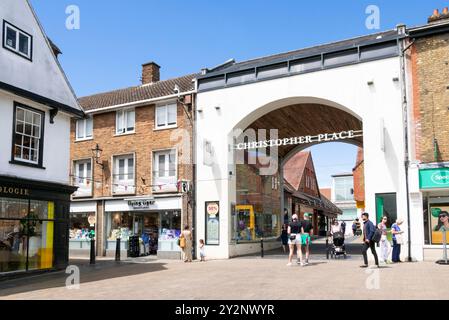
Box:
[408,21,449,38]
[198,30,402,80]
[0,81,85,118]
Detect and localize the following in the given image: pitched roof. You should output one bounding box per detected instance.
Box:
[320,188,331,200]
[79,73,198,111]
[283,151,310,191]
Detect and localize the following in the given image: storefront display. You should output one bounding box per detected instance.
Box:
[0,197,54,273]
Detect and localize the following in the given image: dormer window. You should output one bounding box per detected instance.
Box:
[3,21,32,60]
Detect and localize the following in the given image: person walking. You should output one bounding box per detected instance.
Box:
[352,220,357,236]
[360,212,379,268]
[181,225,193,262]
[301,213,314,266]
[378,216,391,264]
[287,214,302,266]
[341,221,346,235]
[391,219,404,263]
[281,223,289,253]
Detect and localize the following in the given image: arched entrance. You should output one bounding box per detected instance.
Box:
[195,53,408,259]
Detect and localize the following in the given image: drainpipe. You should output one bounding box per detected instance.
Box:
[192,91,197,260]
[398,25,414,262]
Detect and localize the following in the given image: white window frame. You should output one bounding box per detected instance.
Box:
[152,149,178,193]
[13,105,43,165]
[112,154,135,194]
[115,108,135,135]
[155,103,177,130]
[75,117,93,141]
[3,21,32,60]
[73,159,93,197]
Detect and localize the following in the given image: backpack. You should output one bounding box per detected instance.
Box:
[372,227,382,243]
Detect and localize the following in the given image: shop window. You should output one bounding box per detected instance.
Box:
[112,154,135,194]
[375,193,397,227]
[156,103,177,129]
[0,198,54,273]
[116,108,135,135]
[152,149,177,193]
[73,159,92,197]
[69,212,95,250]
[12,103,44,166]
[428,203,449,245]
[3,21,32,60]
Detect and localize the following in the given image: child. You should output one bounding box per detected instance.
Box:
[199,239,206,262]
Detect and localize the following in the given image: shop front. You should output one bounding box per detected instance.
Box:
[69,201,97,256]
[0,176,75,278]
[104,196,182,259]
[419,166,449,260]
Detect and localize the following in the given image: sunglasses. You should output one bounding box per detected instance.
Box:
[440,215,448,219]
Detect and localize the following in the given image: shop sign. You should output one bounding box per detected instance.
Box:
[235,130,362,150]
[205,201,220,245]
[128,199,155,209]
[419,168,449,189]
[0,186,30,197]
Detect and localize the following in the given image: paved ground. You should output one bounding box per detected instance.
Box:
[1,243,449,300]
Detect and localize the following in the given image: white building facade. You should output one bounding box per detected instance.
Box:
[0,0,83,277]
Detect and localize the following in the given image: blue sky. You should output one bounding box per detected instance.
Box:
[29,0,448,187]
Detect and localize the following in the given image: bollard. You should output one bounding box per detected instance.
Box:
[115,238,121,261]
[90,238,96,265]
[326,238,329,260]
[261,238,264,258]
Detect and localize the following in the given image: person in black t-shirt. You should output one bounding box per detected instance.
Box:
[286,214,302,266]
[300,213,314,266]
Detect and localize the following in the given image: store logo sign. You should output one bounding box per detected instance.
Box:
[430,171,449,185]
[128,199,155,209]
[0,186,29,196]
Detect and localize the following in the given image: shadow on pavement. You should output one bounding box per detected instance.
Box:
[0,259,168,297]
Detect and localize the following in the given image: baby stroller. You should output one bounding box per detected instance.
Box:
[329,231,347,259]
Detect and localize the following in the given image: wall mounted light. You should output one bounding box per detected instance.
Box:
[91,144,104,168]
[215,106,221,111]
[367,80,374,86]
[392,77,399,82]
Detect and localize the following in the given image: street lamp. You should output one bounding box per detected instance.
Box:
[91,144,104,168]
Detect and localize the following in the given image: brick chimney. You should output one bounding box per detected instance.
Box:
[428,7,449,23]
[141,62,160,85]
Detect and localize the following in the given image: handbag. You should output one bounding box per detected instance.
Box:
[179,235,186,248]
[395,233,404,245]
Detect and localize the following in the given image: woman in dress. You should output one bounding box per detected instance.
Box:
[181,225,193,262]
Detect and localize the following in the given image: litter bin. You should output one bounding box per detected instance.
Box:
[128,235,140,258]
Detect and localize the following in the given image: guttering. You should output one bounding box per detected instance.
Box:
[408,21,449,38]
[84,90,196,115]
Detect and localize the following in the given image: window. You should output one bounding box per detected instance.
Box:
[153,150,177,193]
[73,159,92,197]
[112,154,135,194]
[116,109,135,135]
[12,103,44,166]
[334,176,354,201]
[257,63,288,79]
[75,117,93,140]
[156,104,177,129]
[3,21,32,60]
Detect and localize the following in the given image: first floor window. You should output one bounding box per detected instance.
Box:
[3,21,32,60]
[73,160,92,197]
[112,154,135,194]
[156,103,177,129]
[13,103,43,165]
[76,117,93,140]
[116,109,135,134]
[153,150,177,192]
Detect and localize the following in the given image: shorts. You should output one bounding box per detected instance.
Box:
[301,233,311,246]
[288,234,301,245]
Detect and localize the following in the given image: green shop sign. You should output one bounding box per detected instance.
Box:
[420,168,449,189]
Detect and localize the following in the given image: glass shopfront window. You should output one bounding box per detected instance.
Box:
[233,155,282,242]
[428,203,449,245]
[0,197,54,273]
[105,211,181,255]
[69,212,95,251]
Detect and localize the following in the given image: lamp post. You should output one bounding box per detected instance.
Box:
[89,144,103,264]
[91,144,104,168]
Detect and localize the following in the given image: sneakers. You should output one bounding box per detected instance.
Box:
[286,262,292,267]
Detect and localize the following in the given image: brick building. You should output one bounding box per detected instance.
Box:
[69,62,197,259]
[406,8,449,260]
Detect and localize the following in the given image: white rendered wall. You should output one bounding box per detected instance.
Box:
[0,91,71,185]
[196,57,417,260]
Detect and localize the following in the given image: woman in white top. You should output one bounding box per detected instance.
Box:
[330,220,341,235]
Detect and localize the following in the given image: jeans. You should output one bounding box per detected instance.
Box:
[392,239,401,262]
[362,240,379,266]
